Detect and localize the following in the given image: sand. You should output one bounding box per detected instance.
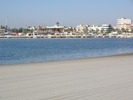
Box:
[0,53,133,100]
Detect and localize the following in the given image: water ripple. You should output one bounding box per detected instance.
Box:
[0,38,133,65]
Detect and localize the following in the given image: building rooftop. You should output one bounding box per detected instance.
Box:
[46,25,65,29]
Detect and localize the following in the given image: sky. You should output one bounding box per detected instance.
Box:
[0,0,133,28]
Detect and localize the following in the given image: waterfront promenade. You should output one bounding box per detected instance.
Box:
[0,53,133,100]
[0,34,133,38]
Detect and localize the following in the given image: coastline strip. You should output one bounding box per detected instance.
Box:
[0,53,133,100]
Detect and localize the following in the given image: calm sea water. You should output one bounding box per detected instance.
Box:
[0,38,133,65]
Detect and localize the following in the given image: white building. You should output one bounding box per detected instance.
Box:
[102,24,112,32]
[28,26,36,30]
[76,24,84,33]
[88,24,102,33]
[46,25,65,29]
[76,24,89,33]
[87,24,112,33]
[38,25,66,33]
[117,17,132,29]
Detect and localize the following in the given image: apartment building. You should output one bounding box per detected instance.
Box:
[117,17,132,29]
[88,24,102,32]
[88,24,112,33]
[76,24,89,33]
[102,24,112,32]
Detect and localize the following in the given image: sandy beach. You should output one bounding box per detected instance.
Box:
[0,53,133,100]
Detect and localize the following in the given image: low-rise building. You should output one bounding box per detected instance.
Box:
[130,25,133,30]
[38,25,66,33]
[76,24,89,33]
[76,24,84,33]
[102,24,112,32]
[87,24,112,33]
[64,27,76,33]
[88,24,102,33]
[117,17,132,29]
[128,24,133,32]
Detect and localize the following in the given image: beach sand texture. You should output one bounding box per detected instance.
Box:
[0,53,133,100]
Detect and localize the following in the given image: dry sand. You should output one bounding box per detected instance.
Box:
[0,53,133,100]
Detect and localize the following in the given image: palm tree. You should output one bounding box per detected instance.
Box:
[101,28,104,34]
[56,22,59,26]
[126,28,129,33]
[34,26,36,30]
[111,28,115,32]
[116,28,121,33]
[121,28,126,32]
[73,28,76,33]
[89,29,92,33]
[83,29,86,34]
[78,29,80,33]
[61,28,64,32]
[38,26,41,30]
[106,29,110,34]
[96,28,99,34]
[115,28,118,31]
[28,26,30,28]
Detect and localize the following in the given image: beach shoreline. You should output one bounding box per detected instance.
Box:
[0,53,133,99]
[1,52,133,66]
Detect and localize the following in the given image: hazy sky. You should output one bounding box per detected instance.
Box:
[0,0,133,28]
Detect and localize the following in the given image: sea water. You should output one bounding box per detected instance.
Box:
[0,38,133,65]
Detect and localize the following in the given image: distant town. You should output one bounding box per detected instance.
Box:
[0,17,133,38]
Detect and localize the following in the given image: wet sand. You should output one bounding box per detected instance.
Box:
[0,53,133,100]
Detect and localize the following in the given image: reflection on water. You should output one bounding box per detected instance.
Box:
[0,38,133,65]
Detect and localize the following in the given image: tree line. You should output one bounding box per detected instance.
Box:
[82,28,133,34]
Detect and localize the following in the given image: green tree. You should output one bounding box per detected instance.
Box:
[19,28,23,32]
[60,28,64,32]
[11,28,15,32]
[31,29,34,33]
[34,26,36,30]
[89,29,95,34]
[78,29,80,33]
[121,28,126,32]
[115,28,121,33]
[126,28,129,33]
[92,29,95,32]
[56,22,59,26]
[96,28,99,33]
[89,29,92,33]
[116,28,119,32]
[85,28,88,34]
[83,29,85,34]
[106,29,110,34]
[1,25,6,29]
[11,28,18,32]
[38,26,41,29]
[101,28,104,33]
[74,28,76,32]
[27,28,30,32]
[111,28,116,32]
[23,28,27,33]
[64,29,68,32]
